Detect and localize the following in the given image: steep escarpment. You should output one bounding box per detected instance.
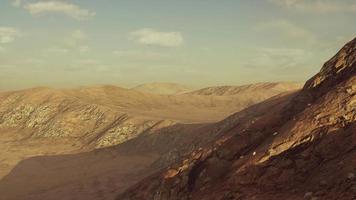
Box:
[118,38,356,200]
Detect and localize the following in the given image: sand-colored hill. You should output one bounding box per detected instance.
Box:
[131,82,194,95]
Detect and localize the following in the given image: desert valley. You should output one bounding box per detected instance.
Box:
[0,38,354,200]
[0,1,355,200]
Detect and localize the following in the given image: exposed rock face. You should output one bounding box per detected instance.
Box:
[118,38,356,200]
[305,39,356,90]
[0,88,174,147]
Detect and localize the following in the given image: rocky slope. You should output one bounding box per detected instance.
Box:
[118,38,356,199]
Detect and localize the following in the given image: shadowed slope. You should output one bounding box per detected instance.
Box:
[0,82,299,179]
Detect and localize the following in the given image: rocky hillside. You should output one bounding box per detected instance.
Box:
[0,86,177,148]
[118,38,356,200]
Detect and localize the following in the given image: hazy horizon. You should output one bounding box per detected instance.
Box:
[1,0,355,90]
[0,80,304,93]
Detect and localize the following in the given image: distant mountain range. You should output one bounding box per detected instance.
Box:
[132,82,194,95]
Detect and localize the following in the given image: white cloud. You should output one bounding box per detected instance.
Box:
[256,20,315,42]
[24,1,96,20]
[258,48,307,57]
[0,27,20,44]
[129,28,184,47]
[269,0,356,13]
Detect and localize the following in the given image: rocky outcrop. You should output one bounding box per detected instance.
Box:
[118,38,356,200]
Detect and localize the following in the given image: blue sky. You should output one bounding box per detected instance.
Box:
[0,0,355,90]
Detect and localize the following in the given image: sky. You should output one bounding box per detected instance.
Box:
[0,0,355,90]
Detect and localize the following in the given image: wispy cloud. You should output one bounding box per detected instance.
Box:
[244,47,311,70]
[255,19,315,42]
[129,28,184,47]
[46,30,91,54]
[24,1,96,20]
[0,27,20,44]
[269,0,356,13]
[69,59,115,73]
